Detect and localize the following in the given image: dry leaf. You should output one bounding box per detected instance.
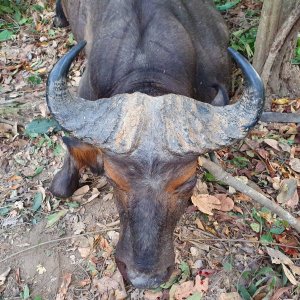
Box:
[0,268,11,286]
[195,179,208,194]
[290,158,300,173]
[73,221,86,235]
[276,178,298,204]
[78,247,91,258]
[286,190,299,208]
[78,278,91,287]
[56,273,72,300]
[103,193,114,201]
[264,139,280,151]
[191,194,221,215]
[266,247,294,265]
[144,290,163,300]
[270,286,291,300]
[219,292,242,300]
[194,276,209,293]
[93,273,126,299]
[72,185,90,201]
[282,264,299,285]
[174,281,194,300]
[289,264,300,276]
[36,264,46,275]
[214,194,234,212]
[272,98,290,105]
[195,218,205,230]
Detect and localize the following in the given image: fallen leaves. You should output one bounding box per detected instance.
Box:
[191,193,234,215]
[191,194,221,215]
[56,273,72,300]
[93,270,126,300]
[72,185,90,202]
[266,247,299,285]
[0,268,11,286]
[46,210,67,228]
[276,178,298,207]
[290,158,300,173]
[172,276,209,300]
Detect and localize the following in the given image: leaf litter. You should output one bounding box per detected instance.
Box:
[0,1,299,299]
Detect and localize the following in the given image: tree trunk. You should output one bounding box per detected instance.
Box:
[253,0,300,110]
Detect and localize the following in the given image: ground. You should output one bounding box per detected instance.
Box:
[0,1,300,300]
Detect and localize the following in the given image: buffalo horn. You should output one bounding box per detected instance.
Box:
[47,42,264,155]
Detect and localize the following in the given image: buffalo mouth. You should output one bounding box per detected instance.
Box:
[116,257,174,289]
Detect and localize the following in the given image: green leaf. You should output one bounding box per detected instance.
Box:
[256,266,274,277]
[0,29,13,41]
[160,270,180,289]
[260,233,273,244]
[0,5,13,13]
[270,226,285,235]
[0,207,10,216]
[32,192,43,212]
[23,284,30,299]
[25,118,61,135]
[33,166,44,177]
[187,291,202,300]
[179,262,190,281]
[65,202,80,208]
[32,4,44,12]
[46,210,67,228]
[53,144,64,156]
[237,285,252,300]
[203,172,217,182]
[250,222,260,233]
[34,296,42,300]
[230,156,249,168]
[223,262,233,272]
[217,0,241,11]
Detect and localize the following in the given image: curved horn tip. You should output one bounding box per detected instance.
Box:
[48,40,87,83]
[227,47,264,97]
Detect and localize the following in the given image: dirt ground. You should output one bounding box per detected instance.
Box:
[1,1,300,300]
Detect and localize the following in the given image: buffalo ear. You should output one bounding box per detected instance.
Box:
[62,137,104,175]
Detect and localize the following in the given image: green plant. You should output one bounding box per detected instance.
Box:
[292,33,300,64]
[27,74,42,86]
[231,27,258,59]
[0,0,31,41]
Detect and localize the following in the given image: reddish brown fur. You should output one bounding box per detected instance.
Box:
[165,161,197,192]
[103,159,130,192]
[70,145,101,169]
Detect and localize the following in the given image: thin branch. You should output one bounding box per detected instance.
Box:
[0,118,25,128]
[199,157,300,233]
[186,238,300,249]
[0,224,120,264]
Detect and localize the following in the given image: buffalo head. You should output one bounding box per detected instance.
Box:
[46,41,264,288]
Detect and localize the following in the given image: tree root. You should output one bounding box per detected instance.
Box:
[199,157,300,233]
[261,4,300,87]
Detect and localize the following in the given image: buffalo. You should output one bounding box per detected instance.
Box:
[47,0,264,289]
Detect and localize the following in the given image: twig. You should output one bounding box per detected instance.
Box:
[199,157,300,233]
[0,226,119,264]
[0,118,24,128]
[187,238,300,249]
